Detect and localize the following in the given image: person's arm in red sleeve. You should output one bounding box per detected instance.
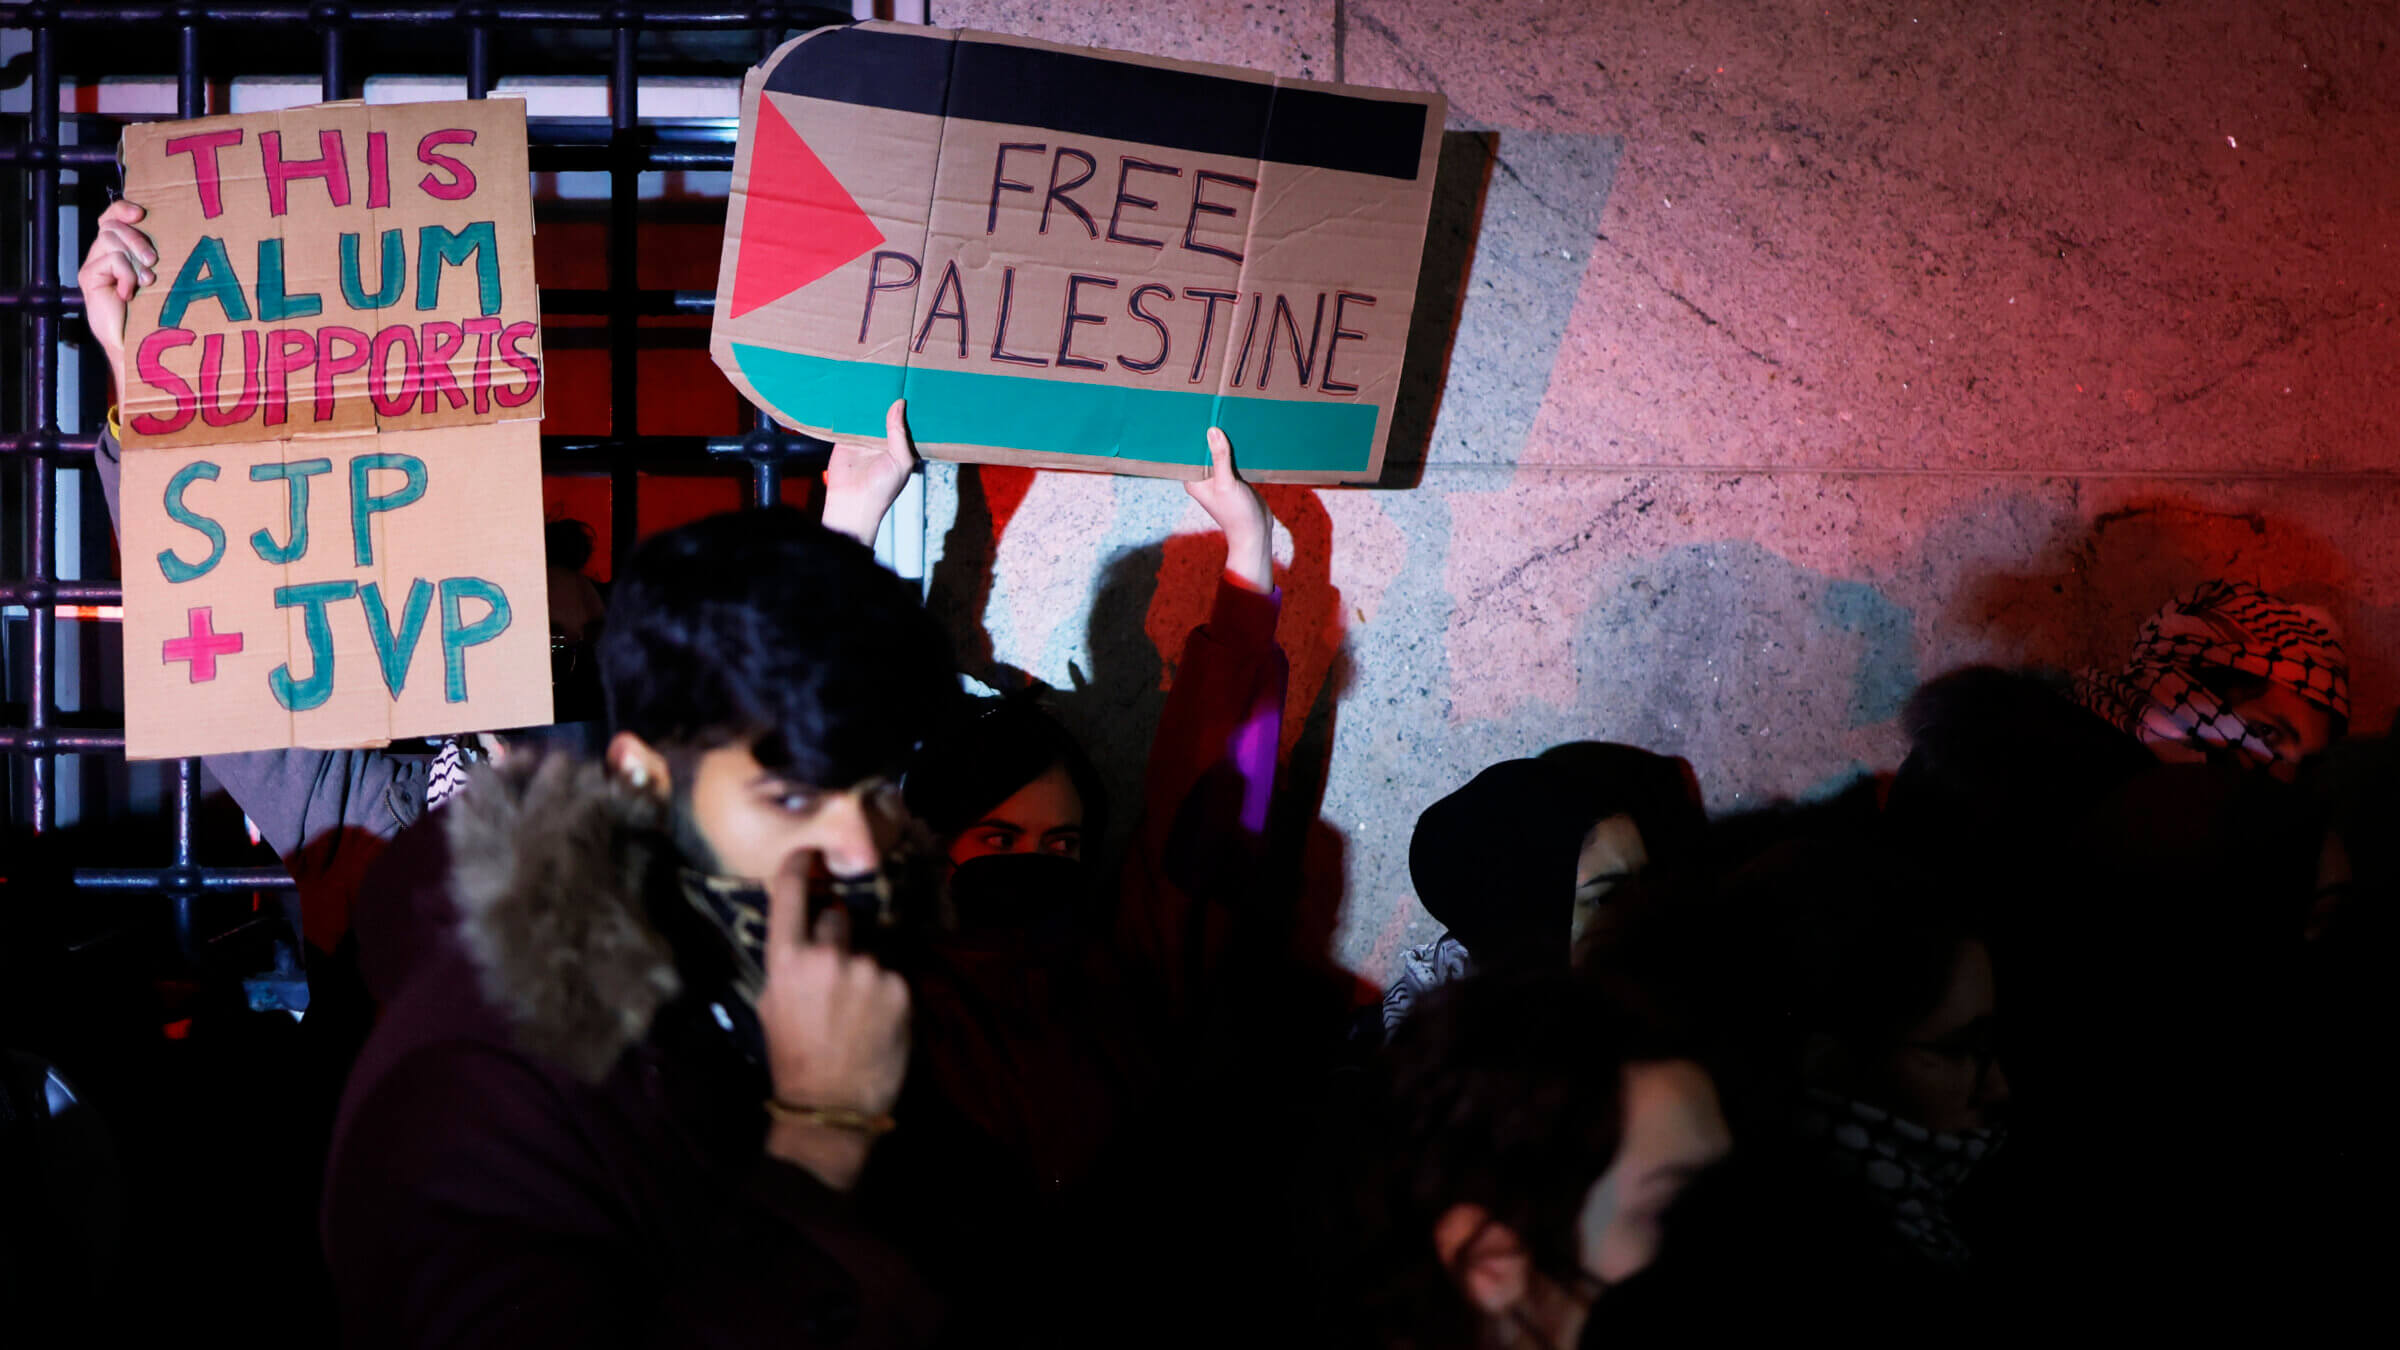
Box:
[1117,429,1291,1015]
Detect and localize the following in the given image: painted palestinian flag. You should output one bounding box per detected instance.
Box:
[710,21,1444,483]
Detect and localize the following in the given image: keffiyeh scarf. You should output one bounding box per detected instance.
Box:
[426,734,495,810]
[1379,932,1476,1038]
[2075,580,2347,770]
[1795,1090,2003,1270]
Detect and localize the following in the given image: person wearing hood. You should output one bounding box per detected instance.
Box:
[320,494,963,1346]
[1381,745,1705,1036]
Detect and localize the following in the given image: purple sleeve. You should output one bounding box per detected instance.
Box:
[1117,577,1289,1010]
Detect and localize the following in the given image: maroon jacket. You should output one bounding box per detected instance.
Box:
[322,755,937,1349]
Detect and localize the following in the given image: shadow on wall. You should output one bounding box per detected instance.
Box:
[927,466,1363,982]
[1541,537,1917,806]
[1951,496,2392,727]
[926,462,1041,693]
[1378,130,1498,489]
[1253,486,1357,989]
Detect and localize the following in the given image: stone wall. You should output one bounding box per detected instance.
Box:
[921,0,2400,986]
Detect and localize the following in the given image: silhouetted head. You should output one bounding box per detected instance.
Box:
[1410,745,1705,972]
[1378,969,1730,1347]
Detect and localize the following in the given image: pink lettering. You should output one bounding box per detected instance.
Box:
[261,128,352,217]
[129,327,199,435]
[416,129,478,200]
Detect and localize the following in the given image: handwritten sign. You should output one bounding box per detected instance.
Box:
[117,100,549,759]
[117,98,541,447]
[710,22,1444,484]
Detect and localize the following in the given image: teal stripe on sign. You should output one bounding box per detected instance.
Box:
[731,345,1379,475]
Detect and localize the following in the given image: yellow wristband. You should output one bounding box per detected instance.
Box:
[764,1099,896,1136]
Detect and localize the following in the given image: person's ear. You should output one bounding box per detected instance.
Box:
[608,731,671,799]
[1432,1203,1530,1318]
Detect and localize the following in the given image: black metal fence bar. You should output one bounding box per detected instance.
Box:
[323,21,347,101]
[0,139,740,172]
[0,730,127,753]
[0,581,123,606]
[23,22,61,833]
[37,4,842,28]
[0,431,827,465]
[469,24,493,98]
[2,284,716,322]
[0,287,84,313]
[75,866,294,891]
[0,433,102,455]
[178,23,203,118]
[608,21,641,572]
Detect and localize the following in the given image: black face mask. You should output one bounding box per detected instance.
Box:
[946,852,1090,938]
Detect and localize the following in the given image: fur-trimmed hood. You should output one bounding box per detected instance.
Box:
[446,754,684,1083]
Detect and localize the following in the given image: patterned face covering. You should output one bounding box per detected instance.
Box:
[1795,1090,2005,1269]
[679,868,774,1007]
[678,867,899,1004]
[675,866,896,1065]
[2075,580,2348,771]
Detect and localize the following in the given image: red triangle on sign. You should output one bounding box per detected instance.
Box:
[730,96,887,319]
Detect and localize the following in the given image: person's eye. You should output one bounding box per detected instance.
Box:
[1044,835,1082,857]
[977,830,1016,850]
[770,789,821,815]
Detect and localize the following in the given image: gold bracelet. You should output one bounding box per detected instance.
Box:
[764,1099,896,1136]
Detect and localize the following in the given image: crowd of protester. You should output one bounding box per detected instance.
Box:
[4,199,2388,1346]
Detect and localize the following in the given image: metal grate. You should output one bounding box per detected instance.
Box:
[3,3,846,937]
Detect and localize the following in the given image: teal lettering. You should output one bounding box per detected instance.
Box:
[348,452,428,567]
[437,577,511,703]
[359,578,434,699]
[416,221,501,316]
[159,236,250,328]
[254,237,322,322]
[247,457,332,564]
[157,460,226,583]
[339,229,406,310]
[269,579,358,712]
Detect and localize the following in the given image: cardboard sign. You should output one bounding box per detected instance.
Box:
[115,99,550,760]
[120,421,553,758]
[117,98,542,448]
[710,22,1445,484]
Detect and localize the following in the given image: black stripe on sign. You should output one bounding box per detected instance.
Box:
[765,24,955,117]
[763,25,1428,181]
